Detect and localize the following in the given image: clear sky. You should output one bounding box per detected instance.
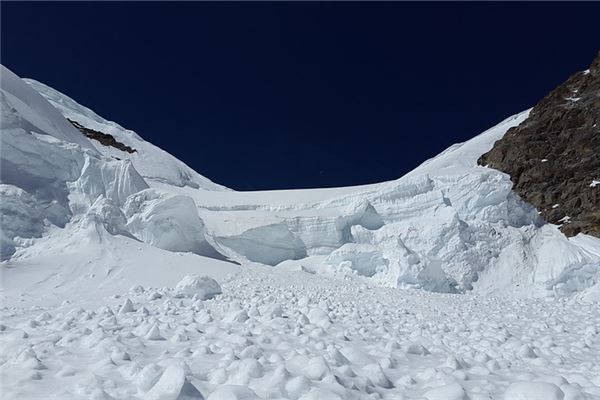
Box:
[2,2,599,190]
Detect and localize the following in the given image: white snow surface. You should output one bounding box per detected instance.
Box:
[23,77,228,191]
[2,65,600,399]
[2,268,600,399]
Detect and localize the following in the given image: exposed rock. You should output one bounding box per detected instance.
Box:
[68,118,137,153]
[478,51,600,237]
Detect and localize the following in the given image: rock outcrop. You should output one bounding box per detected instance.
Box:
[478,51,600,237]
[68,118,137,153]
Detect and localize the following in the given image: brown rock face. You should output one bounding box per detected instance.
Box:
[478,51,600,237]
[68,118,137,154]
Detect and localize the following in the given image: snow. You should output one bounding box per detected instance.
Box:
[504,381,564,400]
[1,65,96,152]
[2,268,600,399]
[145,363,204,399]
[23,78,228,191]
[423,382,466,400]
[174,274,222,299]
[123,189,222,258]
[206,386,259,400]
[2,65,600,399]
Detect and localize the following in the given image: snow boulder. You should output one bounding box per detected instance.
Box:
[424,382,466,400]
[206,385,260,400]
[504,382,564,400]
[307,307,332,329]
[145,363,204,400]
[174,274,222,300]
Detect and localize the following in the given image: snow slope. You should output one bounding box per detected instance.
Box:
[2,64,600,400]
[2,266,600,400]
[24,78,228,191]
[3,64,600,300]
[1,65,235,292]
[153,111,600,298]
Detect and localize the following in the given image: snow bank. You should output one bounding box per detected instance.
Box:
[174,274,222,299]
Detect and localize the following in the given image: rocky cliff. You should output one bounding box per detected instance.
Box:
[478,51,600,237]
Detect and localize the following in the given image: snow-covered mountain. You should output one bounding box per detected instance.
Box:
[2,61,600,400]
[2,64,600,302]
[23,78,229,192]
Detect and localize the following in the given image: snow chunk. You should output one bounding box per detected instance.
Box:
[424,382,466,400]
[206,385,259,400]
[406,343,430,356]
[124,189,220,257]
[298,388,343,400]
[118,298,134,314]
[504,381,564,400]
[307,308,332,329]
[145,363,204,400]
[174,274,222,300]
[145,324,165,341]
[303,356,329,380]
[134,363,164,391]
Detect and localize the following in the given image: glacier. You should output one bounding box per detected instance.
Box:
[2,64,600,400]
[2,64,600,300]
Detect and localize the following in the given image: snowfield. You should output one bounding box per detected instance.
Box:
[2,268,600,400]
[2,64,600,399]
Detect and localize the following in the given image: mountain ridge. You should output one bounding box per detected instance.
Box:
[2,63,600,301]
[479,50,600,237]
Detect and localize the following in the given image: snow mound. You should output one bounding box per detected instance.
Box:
[174,274,222,299]
[504,381,564,400]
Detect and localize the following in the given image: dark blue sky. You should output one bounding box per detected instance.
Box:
[2,2,599,190]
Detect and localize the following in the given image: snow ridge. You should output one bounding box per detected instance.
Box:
[3,64,600,299]
[3,63,600,400]
[23,78,229,191]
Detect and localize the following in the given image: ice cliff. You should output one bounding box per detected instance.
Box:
[2,64,600,300]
